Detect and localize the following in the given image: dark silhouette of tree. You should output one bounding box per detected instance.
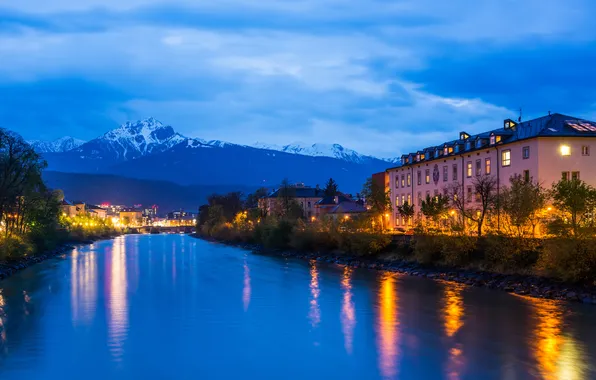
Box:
[361,177,391,230]
[550,178,596,237]
[499,174,548,237]
[448,175,497,236]
[421,194,450,229]
[323,178,339,197]
[397,202,415,226]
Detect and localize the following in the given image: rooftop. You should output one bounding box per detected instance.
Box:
[265,185,323,198]
[388,113,596,169]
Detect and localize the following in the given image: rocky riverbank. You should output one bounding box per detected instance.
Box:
[0,238,105,281]
[197,235,596,305]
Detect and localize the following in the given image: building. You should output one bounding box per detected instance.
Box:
[166,210,197,226]
[315,195,367,220]
[60,200,78,217]
[119,208,143,227]
[87,204,107,219]
[387,113,596,229]
[259,183,324,219]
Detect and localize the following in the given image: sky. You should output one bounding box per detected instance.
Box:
[1,0,595,158]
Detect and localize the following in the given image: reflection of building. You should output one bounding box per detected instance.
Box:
[259,183,324,218]
[119,208,143,226]
[387,114,596,229]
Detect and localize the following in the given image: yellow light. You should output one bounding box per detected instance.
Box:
[547,206,552,212]
[384,213,389,218]
[311,216,316,222]
[560,145,571,156]
[344,215,350,220]
[450,210,456,216]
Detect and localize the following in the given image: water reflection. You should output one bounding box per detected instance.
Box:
[0,290,5,345]
[107,237,128,363]
[340,267,356,354]
[376,273,399,379]
[308,260,320,328]
[442,283,466,380]
[70,248,98,326]
[243,258,251,312]
[526,297,588,380]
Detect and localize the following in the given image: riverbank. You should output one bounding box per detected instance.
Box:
[0,234,120,281]
[194,234,596,305]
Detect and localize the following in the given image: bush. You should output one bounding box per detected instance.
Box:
[538,238,596,283]
[336,232,391,256]
[482,235,541,272]
[441,235,477,266]
[289,229,337,252]
[411,235,444,264]
[0,236,34,261]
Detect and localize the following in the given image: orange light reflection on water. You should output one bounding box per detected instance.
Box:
[108,237,128,363]
[442,282,466,380]
[376,273,399,379]
[308,260,320,328]
[340,267,356,354]
[70,248,98,326]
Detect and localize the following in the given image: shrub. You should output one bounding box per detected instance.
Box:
[0,236,34,261]
[411,235,444,264]
[336,232,391,256]
[483,235,541,272]
[441,235,477,266]
[289,229,337,252]
[538,238,596,283]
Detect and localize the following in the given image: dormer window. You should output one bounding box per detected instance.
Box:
[504,119,517,129]
[435,148,440,157]
[476,139,483,148]
[490,135,496,145]
[496,136,502,143]
[465,141,471,150]
[454,145,460,153]
[416,153,421,161]
[443,147,448,155]
[420,153,426,160]
[460,132,470,140]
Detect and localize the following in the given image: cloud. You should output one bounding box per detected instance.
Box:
[0,0,594,158]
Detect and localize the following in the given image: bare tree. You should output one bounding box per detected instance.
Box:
[499,174,548,237]
[448,175,498,236]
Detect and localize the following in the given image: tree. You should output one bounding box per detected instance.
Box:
[448,175,497,237]
[499,174,548,237]
[274,179,303,220]
[323,178,339,197]
[207,192,243,221]
[397,202,415,226]
[420,194,450,230]
[361,177,391,231]
[244,187,268,210]
[550,178,596,237]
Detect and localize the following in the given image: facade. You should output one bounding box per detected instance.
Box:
[60,200,78,217]
[119,208,143,226]
[314,195,366,220]
[259,184,324,219]
[387,113,596,229]
[87,204,107,219]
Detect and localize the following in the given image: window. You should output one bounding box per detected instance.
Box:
[395,176,399,188]
[582,146,590,156]
[562,171,570,181]
[465,142,471,150]
[452,164,458,181]
[417,170,421,185]
[522,146,530,159]
[443,166,448,182]
[401,175,405,187]
[523,170,530,182]
[502,150,511,167]
[475,159,481,176]
[426,190,430,200]
[485,158,491,175]
[490,135,495,145]
[425,169,430,184]
[396,196,400,206]
[417,192,422,206]
[560,145,571,156]
[401,195,406,206]
[467,186,472,203]
[443,147,448,155]
[443,188,448,197]
[572,171,580,181]
[407,173,411,186]
[466,162,472,178]
[407,194,411,205]
[307,202,311,208]
[475,190,481,202]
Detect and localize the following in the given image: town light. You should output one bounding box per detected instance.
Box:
[311,216,316,222]
[450,210,456,216]
[344,215,350,220]
[384,213,389,218]
[560,145,571,156]
[547,206,552,212]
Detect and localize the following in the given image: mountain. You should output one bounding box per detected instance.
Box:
[252,142,383,164]
[42,171,256,212]
[29,136,85,153]
[40,118,393,192]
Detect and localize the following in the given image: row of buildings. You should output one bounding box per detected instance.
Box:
[383,113,596,229]
[60,200,197,227]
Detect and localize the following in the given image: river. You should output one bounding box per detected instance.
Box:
[0,235,594,379]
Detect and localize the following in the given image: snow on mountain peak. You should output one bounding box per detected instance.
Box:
[251,141,374,163]
[28,136,86,153]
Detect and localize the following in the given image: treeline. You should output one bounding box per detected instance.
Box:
[197,178,393,255]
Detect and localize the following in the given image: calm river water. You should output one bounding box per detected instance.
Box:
[0,235,594,379]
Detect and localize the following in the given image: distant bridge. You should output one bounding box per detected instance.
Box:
[129,226,196,234]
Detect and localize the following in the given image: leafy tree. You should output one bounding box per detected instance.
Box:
[448,175,498,237]
[499,174,548,237]
[323,178,339,197]
[361,177,391,231]
[208,192,243,221]
[550,178,596,237]
[244,187,268,210]
[274,179,303,220]
[397,202,415,226]
[420,194,450,229]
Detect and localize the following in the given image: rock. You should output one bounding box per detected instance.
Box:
[566,291,577,299]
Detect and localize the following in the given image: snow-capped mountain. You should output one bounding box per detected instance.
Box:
[252,142,388,164]
[29,136,86,153]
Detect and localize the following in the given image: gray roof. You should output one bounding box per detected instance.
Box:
[328,202,367,214]
[265,187,323,198]
[390,113,596,169]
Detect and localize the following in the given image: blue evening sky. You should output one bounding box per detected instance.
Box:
[1,0,595,158]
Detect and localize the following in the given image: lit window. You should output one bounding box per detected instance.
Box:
[425,169,430,184]
[572,171,580,181]
[475,159,481,176]
[401,175,405,187]
[502,150,511,167]
[401,195,405,205]
[396,196,400,206]
[560,145,571,156]
[490,135,495,145]
[523,170,530,182]
[407,194,411,205]
[443,147,448,155]
[466,162,472,177]
[416,153,421,161]
[562,171,569,181]
[443,166,448,182]
[522,146,530,159]
[407,173,411,186]
[496,136,502,143]
[485,158,491,175]
[582,146,590,156]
